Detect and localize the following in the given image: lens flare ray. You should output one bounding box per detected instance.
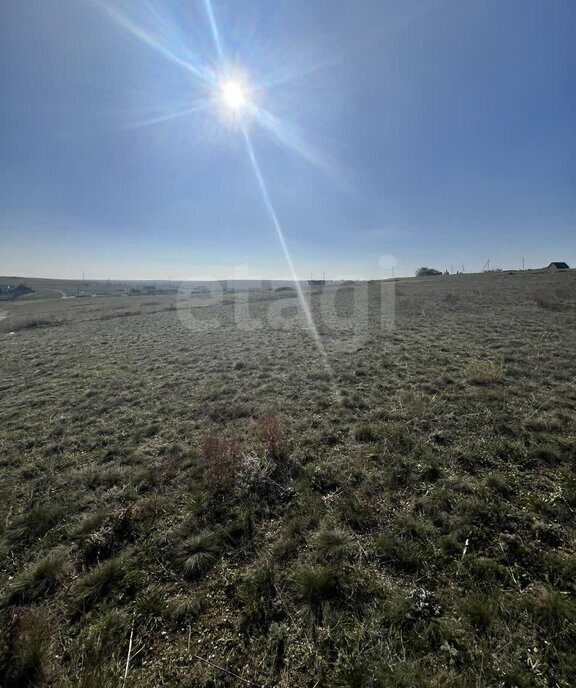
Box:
[127,101,212,129]
[241,127,337,387]
[92,0,214,84]
[256,108,333,173]
[204,0,226,64]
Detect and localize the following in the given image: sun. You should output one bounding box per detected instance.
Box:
[220,79,248,111]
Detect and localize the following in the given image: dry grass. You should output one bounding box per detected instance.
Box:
[0,269,575,686]
[201,432,241,487]
[464,358,504,385]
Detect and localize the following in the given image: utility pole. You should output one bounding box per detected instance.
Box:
[522,257,525,271]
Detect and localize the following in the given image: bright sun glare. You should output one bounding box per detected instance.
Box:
[220,79,248,111]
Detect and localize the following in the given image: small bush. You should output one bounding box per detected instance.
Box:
[464,556,509,585]
[201,433,241,487]
[256,411,289,458]
[528,443,562,465]
[237,452,286,505]
[80,508,134,564]
[0,314,63,334]
[442,293,460,305]
[385,458,413,489]
[420,462,442,482]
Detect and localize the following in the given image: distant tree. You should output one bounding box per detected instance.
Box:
[0,283,34,300]
[416,267,442,277]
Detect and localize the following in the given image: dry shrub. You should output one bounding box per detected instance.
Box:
[257,412,288,458]
[202,433,241,486]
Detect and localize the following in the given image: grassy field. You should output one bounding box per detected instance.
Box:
[1,269,575,687]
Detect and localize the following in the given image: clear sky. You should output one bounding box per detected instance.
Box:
[1,0,574,280]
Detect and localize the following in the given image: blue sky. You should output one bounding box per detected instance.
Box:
[1,0,574,280]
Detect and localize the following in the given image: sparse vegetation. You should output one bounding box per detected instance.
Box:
[416,267,442,276]
[1,269,575,686]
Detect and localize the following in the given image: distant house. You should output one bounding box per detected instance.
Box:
[547,262,570,270]
[308,280,326,286]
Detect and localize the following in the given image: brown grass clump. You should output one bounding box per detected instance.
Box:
[256,411,289,458]
[201,433,241,486]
